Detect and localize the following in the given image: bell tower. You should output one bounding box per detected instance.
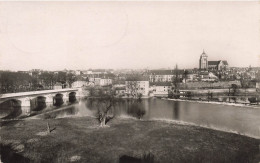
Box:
[199,49,208,70]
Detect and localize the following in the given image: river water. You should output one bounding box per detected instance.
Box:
[74,98,260,139]
[2,97,259,139]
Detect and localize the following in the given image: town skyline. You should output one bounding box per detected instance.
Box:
[0,1,260,71]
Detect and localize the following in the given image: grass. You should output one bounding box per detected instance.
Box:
[0,116,259,163]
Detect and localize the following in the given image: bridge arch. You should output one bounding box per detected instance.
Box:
[30,96,47,111]
[53,93,64,106]
[69,92,77,103]
[0,99,22,119]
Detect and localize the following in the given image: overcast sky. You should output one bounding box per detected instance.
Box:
[0,1,260,71]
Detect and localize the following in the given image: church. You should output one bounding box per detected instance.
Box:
[199,50,228,71]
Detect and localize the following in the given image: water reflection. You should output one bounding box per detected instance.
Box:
[0,99,22,119]
[173,101,179,120]
[53,94,64,106]
[7,97,259,138]
[83,98,260,138]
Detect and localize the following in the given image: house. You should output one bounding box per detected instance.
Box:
[148,70,183,83]
[153,83,173,97]
[75,70,81,75]
[89,77,112,86]
[72,81,87,88]
[89,78,101,86]
[100,78,112,86]
[183,73,199,82]
[53,83,63,90]
[125,81,150,97]
[115,87,126,96]
[199,72,218,82]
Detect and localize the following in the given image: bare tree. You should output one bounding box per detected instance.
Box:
[96,96,114,127]
[126,81,138,98]
[88,88,121,127]
[172,64,181,99]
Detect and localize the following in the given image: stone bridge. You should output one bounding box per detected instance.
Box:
[0,88,79,118]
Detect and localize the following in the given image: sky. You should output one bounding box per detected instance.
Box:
[0,1,260,71]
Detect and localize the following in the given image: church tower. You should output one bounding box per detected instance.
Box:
[199,49,208,70]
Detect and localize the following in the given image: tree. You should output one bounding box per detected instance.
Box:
[183,70,189,84]
[95,95,115,127]
[0,71,32,93]
[186,91,193,100]
[85,77,90,83]
[126,81,138,98]
[207,91,213,102]
[172,64,181,99]
[168,90,173,98]
[87,88,121,127]
[39,71,55,89]
[66,73,76,88]
[228,84,238,103]
[231,84,238,96]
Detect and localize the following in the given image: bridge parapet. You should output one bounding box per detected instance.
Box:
[0,88,78,100]
[0,89,79,118]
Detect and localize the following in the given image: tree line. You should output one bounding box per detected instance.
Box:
[0,71,76,94]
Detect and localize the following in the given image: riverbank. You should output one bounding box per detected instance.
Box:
[0,116,259,162]
[166,98,260,109]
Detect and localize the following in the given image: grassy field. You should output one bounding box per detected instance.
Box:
[0,116,259,163]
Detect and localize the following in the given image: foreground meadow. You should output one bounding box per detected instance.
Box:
[0,116,259,163]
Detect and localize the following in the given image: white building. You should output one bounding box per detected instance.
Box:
[125,81,150,97]
[115,87,126,96]
[149,70,183,83]
[150,74,174,82]
[75,70,81,75]
[89,78,112,86]
[72,81,87,88]
[100,78,112,86]
[154,85,172,97]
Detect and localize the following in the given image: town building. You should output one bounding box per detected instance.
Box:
[152,83,173,97]
[148,70,183,83]
[199,50,229,71]
[72,81,87,88]
[115,87,126,96]
[75,70,81,75]
[53,83,63,90]
[208,60,229,71]
[89,77,112,86]
[100,78,112,86]
[125,81,150,97]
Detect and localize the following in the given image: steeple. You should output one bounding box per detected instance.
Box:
[199,49,208,70]
[201,49,207,57]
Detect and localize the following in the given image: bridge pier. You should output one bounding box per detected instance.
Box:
[62,92,69,104]
[45,94,54,106]
[19,97,31,114]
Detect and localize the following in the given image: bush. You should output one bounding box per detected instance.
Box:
[248,97,257,104]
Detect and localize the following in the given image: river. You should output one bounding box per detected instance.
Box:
[2,97,259,139]
[75,98,260,139]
